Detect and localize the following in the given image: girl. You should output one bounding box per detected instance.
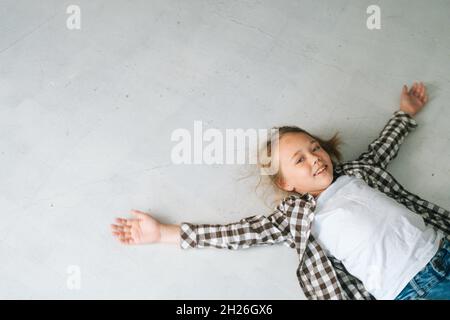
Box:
[111,82,449,300]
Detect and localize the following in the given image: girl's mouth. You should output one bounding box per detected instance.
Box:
[314,165,327,177]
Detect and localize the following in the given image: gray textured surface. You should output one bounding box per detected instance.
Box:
[0,0,449,299]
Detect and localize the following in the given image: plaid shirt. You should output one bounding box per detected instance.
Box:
[179,110,450,300]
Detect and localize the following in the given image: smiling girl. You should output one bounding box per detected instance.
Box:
[111,82,449,300]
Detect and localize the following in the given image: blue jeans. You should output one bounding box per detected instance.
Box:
[395,238,450,300]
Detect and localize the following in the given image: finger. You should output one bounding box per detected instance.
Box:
[114,233,125,242]
[124,238,134,245]
[119,234,130,242]
[420,84,425,99]
[113,223,129,230]
[131,209,147,219]
[131,209,146,214]
[417,82,423,97]
[422,83,427,94]
[112,231,122,237]
[112,225,123,231]
[422,90,428,104]
[116,232,132,240]
[402,85,408,94]
[419,89,425,100]
[413,83,421,98]
[113,230,126,237]
[111,224,124,232]
[120,235,134,245]
[414,82,420,92]
[115,217,127,225]
[116,217,132,226]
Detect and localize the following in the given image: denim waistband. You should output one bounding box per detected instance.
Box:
[432,237,449,268]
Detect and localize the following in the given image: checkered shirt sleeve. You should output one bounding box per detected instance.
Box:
[179,209,295,250]
[356,110,418,169]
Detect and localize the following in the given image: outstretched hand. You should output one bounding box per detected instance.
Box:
[400,82,428,116]
[111,210,162,245]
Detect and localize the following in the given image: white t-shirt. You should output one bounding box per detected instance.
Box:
[312,174,443,300]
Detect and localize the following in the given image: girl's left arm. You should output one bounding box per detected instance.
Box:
[355,82,428,169]
[355,110,418,169]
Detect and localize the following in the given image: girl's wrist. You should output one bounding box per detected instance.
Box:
[399,108,416,117]
[159,223,181,245]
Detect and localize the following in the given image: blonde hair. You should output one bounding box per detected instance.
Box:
[254,126,343,209]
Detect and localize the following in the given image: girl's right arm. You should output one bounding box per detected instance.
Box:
[179,209,294,250]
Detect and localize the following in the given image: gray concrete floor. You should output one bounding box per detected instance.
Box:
[0,0,449,299]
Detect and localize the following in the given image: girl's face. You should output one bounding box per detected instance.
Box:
[274,132,334,198]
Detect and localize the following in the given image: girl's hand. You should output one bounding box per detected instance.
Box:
[111,209,162,245]
[400,82,428,117]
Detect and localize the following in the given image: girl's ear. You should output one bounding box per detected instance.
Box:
[276,176,294,192]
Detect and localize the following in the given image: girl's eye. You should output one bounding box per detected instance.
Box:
[296,146,320,164]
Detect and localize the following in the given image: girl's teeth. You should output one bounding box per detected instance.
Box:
[316,166,326,176]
